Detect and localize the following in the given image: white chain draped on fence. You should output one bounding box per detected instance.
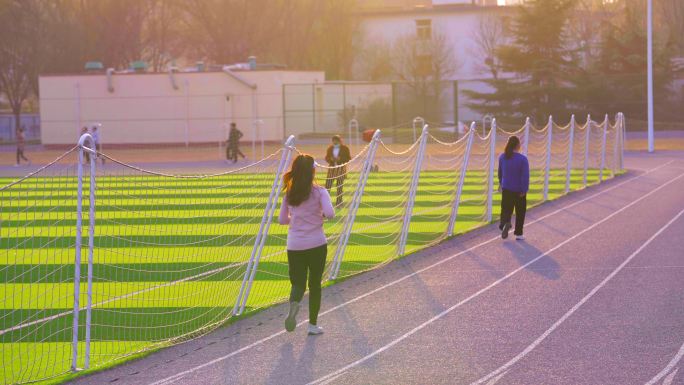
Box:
[0,113,625,384]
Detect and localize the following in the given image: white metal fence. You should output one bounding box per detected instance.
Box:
[0,113,624,384]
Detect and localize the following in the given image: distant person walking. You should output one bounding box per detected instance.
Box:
[15,127,30,166]
[278,154,334,335]
[324,135,351,206]
[226,123,245,163]
[498,135,529,240]
[91,125,104,165]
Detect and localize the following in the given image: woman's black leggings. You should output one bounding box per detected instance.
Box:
[287,244,327,325]
[500,189,527,236]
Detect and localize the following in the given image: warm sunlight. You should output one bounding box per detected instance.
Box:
[0,1,682,384]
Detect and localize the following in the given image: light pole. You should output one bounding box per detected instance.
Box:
[647,0,654,153]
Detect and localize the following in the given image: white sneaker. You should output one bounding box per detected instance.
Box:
[307,324,324,335]
[516,235,525,241]
[284,302,299,332]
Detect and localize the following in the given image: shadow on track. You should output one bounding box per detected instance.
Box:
[503,241,561,280]
[266,338,319,385]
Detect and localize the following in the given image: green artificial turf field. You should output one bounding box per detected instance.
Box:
[0,168,608,384]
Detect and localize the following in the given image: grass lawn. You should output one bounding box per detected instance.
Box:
[0,168,611,384]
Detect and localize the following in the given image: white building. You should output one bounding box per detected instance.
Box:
[355,1,519,122]
[39,68,323,146]
[357,1,517,81]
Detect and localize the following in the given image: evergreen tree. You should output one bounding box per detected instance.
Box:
[464,0,578,124]
[577,1,673,122]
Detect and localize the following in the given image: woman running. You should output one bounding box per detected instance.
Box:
[498,135,529,240]
[278,154,334,335]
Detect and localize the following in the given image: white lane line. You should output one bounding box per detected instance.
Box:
[307,173,684,385]
[646,343,684,385]
[662,367,679,385]
[471,207,684,384]
[485,370,509,385]
[147,162,673,385]
[662,368,679,385]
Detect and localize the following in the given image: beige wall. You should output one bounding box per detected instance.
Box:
[39,70,324,145]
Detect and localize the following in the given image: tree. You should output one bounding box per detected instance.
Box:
[353,38,395,81]
[470,14,507,79]
[300,0,359,80]
[181,0,359,79]
[464,0,579,124]
[577,0,673,121]
[391,30,460,123]
[658,0,684,55]
[76,0,148,69]
[0,0,42,132]
[142,0,186,72]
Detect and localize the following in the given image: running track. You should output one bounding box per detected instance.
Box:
[72,151,684,385]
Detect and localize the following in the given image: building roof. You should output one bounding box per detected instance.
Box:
[356,1,514,17]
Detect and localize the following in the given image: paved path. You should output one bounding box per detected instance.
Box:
[71,151,684,385]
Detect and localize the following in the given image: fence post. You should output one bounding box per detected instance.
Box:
[234,136,295,316]
[522,117,530,157]
[543,116,553,201]
[72,133,96,372]
[72,143,84,371]
[329,130,381,280]
[447,123,475,237]
[619,112,625,171]
[565,115,575,194]
[599,114,608,182]
[83,136,96,370]
[612,113,620,177]
[583,115,591,188]
[485,119,497,222]
[397,125,429,256]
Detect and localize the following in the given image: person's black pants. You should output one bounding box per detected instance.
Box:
[229,145,245,162]
[287,244,327,325]
[325,175,345,206]
[95,143,104,164]
[500,189,527,236]
[16,148,28,164]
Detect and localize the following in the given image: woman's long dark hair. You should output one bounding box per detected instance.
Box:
[504,136,521,159]
[283,154,315,206]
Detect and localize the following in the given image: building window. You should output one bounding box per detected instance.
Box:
[416,19,431,40]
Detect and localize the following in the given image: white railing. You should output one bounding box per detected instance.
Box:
[0,113,625,384]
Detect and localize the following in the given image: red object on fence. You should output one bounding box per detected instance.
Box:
[362,129,375,143]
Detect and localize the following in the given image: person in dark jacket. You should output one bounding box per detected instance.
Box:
[80,126,90,164]
[15,127,30,166]
[498,135,530,240]
[227,123,245,163]
[324,135,351,206]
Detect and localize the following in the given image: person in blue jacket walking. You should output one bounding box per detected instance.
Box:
[498,135,529,240]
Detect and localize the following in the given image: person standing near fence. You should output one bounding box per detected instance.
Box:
[226,122,245,163]
[498,135,529,240]
[278,154,335,335]
[15,127,30,166]
[91,125,105,165]
[324,135,351,206]
[80,126,91,164]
